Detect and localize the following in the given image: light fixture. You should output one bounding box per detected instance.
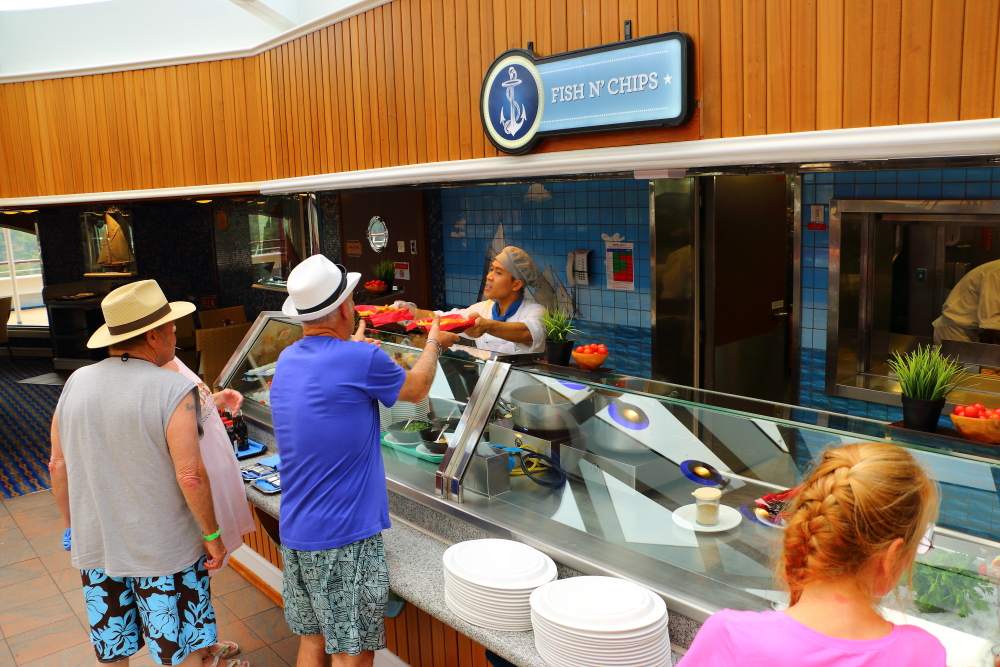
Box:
[20,210,37,213]
[2,211,17,215]
[196,199,212,204]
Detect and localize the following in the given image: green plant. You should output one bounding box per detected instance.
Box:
[887,345,971,401]
[541,308,579,343]
[911,551,990,617]
[372,260,396,283]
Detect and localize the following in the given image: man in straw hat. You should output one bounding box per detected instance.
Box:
[49,280,239,667]
[269,255,458,667]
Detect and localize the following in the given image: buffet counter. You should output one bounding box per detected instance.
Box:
[222,312,1000,667]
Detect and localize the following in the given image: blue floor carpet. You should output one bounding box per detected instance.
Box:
[0,357,60,498]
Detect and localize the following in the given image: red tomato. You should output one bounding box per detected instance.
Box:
[987,410,995,418]
[954,405,966,416]
[965,406,980,418]
[974,403,985,411]
[575,346,584,353]
[597,344,608,354]
[991,414,1000,420]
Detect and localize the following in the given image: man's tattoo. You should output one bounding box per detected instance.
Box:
[184,400,196,411]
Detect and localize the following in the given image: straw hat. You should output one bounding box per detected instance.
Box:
[87,280,196,348]
[282,254,361,321]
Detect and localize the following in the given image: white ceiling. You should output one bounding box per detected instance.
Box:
[0,0,360,78]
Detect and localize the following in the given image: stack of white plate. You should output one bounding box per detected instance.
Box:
[443,539,557,632]
[530,576,671,667]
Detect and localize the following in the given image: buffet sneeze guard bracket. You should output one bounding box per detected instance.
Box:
[436,358,513,502]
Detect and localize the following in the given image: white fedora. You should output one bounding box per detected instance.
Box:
[87,280,196,348]
[282,254,361,321]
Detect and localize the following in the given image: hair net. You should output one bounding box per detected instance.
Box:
[495,246,538,289]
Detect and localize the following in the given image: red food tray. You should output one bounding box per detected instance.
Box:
[355,306,413,328]
[405,318,475,334]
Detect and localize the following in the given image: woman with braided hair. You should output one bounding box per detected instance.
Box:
[681,442,945,666]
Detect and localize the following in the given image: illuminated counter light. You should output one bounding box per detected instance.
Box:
[607,402,650,430]
[680,460,724,486]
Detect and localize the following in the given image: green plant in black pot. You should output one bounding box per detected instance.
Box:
[911,551,990,617]
[542,308,579,366]
[888,345,970,432]
[372,260,396,291]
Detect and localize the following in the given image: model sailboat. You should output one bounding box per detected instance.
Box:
[96,213,132,271]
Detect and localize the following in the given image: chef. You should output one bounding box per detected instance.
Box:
[399,246,546,354]
[933,258,1000,344]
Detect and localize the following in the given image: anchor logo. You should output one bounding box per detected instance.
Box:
[499,66,527,137]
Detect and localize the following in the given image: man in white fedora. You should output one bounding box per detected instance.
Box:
[48,280,234,667]
[269,255,458,667]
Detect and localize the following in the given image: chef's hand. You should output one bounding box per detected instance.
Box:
[428,316,460,350]
[352,319,382,346]
[213,388,243,412]
[461,313,491,339]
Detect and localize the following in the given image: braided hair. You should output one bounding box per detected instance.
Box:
[779,443,938,605]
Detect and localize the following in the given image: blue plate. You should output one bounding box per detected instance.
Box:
[235,439,266,460]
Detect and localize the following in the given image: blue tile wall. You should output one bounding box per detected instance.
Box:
[800,167,1000,540]
[440,179,652,377]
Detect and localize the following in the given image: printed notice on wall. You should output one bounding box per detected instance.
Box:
[605,242,635,291]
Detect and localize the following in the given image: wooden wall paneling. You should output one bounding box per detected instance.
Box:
[870,0,902,127]
[742,0,767,135]
[295,36,312,176]
[312,32,328,174]
[551,0,568,53]
[153,69,174,187]
[405,601,422,663]
[48,79,70,194]
[405,0,428,165]
[995,13,1000,116]
[466,0,486,160]
[417,603,434,666]
[677,0,699,102]
[816,0,844,129]
[369,6,390,167]
[789,0,817,132]
[454,0,474,160]
[565,0,583,51]
[959,0,1000,120]
[505,0,522,51]
[765,0,791,134]
[186,65,206,184]
[0,86,19,197]
[719,0,744,137]
[928,0,965,122]
[441,0,461,162]
[288,41,305,177]
[88,76,111,191]
[390,3,413,165]
[115,72,138,189]
[334,23,356,172]
[600,0,617,44]
[348,16,370,170]
[430,616,446,665]
[898,0,932,124]
[379,5,398,166]
[210,62,231,183]
[480,0,498,157]
[221,60,241,183]
[583,0,602,49]
[536,0,554,55]
[420,0,440,163]
[317,30,334,174]
[95,76,119,190]
[634,0,655,37]
[842,0,872,128]
[699,0,723,138]
[232,60,251,182]
[131,70,152,189]
[444,624,460,667]
[258,53,276,180]
[32,80,55,194]
[658,0,679,32]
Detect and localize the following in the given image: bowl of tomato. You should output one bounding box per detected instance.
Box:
[365,279,388,294]
[951,403,1000,444]
[571,343,609,371]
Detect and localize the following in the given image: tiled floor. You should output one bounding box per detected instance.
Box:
[0,490,299,667]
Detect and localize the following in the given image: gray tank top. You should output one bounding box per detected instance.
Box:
[56,357,206,576]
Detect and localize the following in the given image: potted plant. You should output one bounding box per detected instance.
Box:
[888,345,970,432]
[371,260,396,292]
[541,308,579,366]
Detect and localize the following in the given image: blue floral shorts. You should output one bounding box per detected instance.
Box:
[80,557,218,665]
[280,533,389,656]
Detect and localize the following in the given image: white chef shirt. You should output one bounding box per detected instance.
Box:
[933,259,1000,343]
[442,296,546,354]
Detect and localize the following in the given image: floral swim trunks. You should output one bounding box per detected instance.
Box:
[80,556,218,665]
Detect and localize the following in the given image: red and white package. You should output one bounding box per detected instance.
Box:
[355,305,414,328]
[405,316,475,334]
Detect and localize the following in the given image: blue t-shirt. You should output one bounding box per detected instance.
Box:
[270,336,406,551]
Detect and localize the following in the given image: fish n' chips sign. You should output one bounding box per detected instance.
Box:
[480,32,693,155]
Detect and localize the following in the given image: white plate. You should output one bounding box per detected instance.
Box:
[671,503,742,533]
[444,539,557,589]
[443,567,552,597]
[535,636,672,667]
[535,634,670,663]
[414,443,444,459]
[444,592,532,631]
[444,586,531,612]
[383,433,420,448]
[529,577,665,632]
[532,619,668,653]
[531,611,668,643]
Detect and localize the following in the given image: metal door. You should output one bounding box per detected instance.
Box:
[704,175,793,403]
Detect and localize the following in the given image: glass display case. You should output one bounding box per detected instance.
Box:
[223,319,1000,661]
[81,209,136,276]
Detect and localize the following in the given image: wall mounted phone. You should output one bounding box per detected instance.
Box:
[567,250,592,286]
